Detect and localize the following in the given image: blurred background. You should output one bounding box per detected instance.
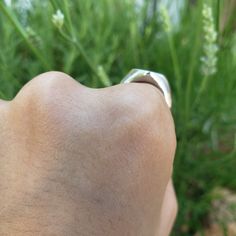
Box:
[0,0,235,235]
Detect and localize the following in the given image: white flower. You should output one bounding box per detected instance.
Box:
[200,4,219,77]
[52,9,64,29]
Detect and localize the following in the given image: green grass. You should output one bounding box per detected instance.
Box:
[0,0,236,235]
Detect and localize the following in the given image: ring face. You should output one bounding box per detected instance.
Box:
[121,69,172,108]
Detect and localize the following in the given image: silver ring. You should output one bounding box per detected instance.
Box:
[120,69,172,108]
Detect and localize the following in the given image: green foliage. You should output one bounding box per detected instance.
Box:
[0,0,235,234]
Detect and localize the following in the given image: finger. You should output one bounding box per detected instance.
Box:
[157,179,178,236]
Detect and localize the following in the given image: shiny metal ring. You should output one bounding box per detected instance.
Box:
[120,69,172,108]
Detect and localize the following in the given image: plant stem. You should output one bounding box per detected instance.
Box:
[58,29,97,74]
[166,33,182,97]
[193,75,208,107]
[0,2,50,70]
[63,0,75,39]
[54,1,111,86]
[49,0,58,10]
[58,29,111,86]
[216,0,220,33]
[185,4,202,125]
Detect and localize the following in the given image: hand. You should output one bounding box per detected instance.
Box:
[0,72,177,236]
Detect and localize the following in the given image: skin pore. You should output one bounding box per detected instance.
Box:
[0,72,177,236]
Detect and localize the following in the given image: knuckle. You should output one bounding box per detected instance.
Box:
[82,83,177,183]
[111,83,176,177]
[14,71,75,103]
[9,71,81,138]
[119,82,176,157]
[119,82,169,125]
[12,71,81,117]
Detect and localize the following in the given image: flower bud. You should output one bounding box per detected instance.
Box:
[52,9,64,29]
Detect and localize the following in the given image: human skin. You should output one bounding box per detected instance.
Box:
[0,72,177,236]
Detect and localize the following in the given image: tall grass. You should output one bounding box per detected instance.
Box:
[0,0,236,234]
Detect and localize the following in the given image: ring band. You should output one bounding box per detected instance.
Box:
[120,69,172,108]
